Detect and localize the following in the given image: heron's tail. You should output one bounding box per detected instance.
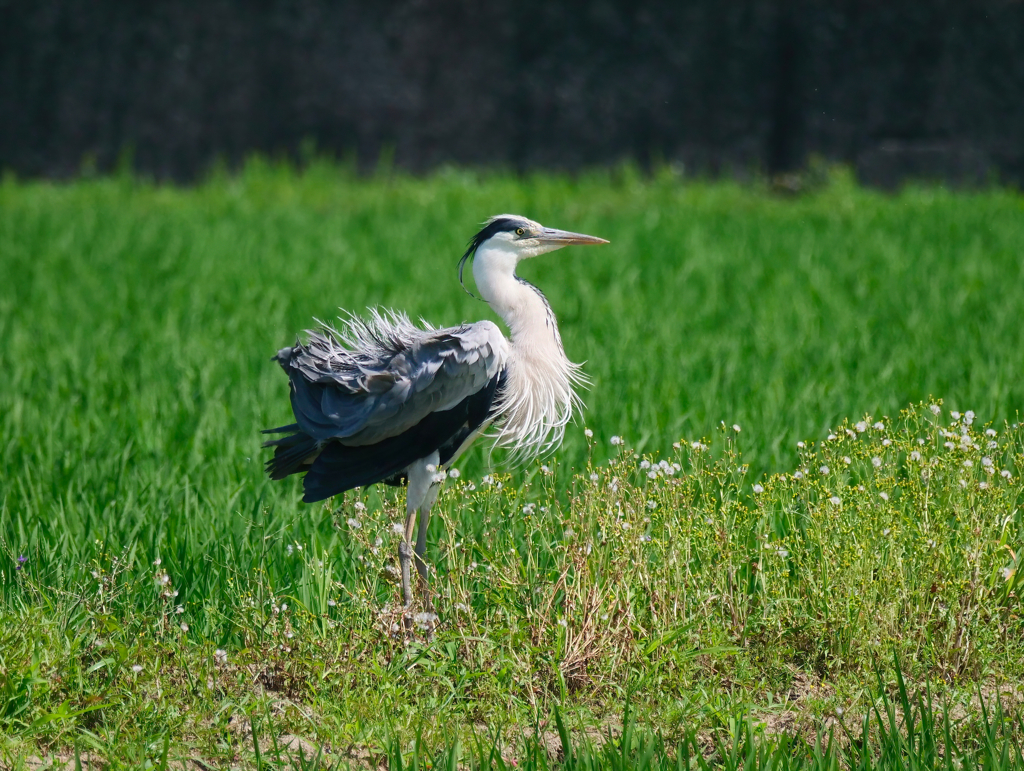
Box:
[262,424,320,480]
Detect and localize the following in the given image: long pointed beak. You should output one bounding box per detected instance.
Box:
[538,228,609,246]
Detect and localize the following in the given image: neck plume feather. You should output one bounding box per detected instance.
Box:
[472,244,587,461]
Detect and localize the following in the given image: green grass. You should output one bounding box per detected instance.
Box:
[0,162,1023,767]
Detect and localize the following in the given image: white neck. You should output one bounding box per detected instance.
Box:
[472,241,586,459]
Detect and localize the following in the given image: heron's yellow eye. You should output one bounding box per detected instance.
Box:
[515,228,525,236]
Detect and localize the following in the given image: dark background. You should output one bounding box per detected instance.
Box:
[2,0,1022,187]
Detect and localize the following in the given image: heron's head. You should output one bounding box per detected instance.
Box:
[459,214,608,292]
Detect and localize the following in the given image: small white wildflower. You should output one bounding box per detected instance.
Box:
[590,473,599,482]
[965,410,975,423]
[610,435,623,445]
[982,456,993,467]
[692,441,706,451]
[347,518,361,529]
[753,484,764,494]
[882,438,891,446]
[432,472,446,484]
[873,422,884,431]
[951,411,961,420]
[286,544,294,556]
[392,522,403,534]
[986,428,997,437]
[732,424,741,432]
[639,460,651,470]
[846,429,857,438]
[927,539,937,548]
[647,470,658,479]
[584,428,594,438]
[794,470,804,480]
[836,707,845,717]
[963,459,973,468]
[820,465,830,475]
[827,433,837,441]
[281,603,287,611]
[673,442,681,450]
[425,463,436,473]
[621,521,632,530]
[1001,566,1016,581]
[959,479,968,488]
[910,451,921,461]
[883,528,891,536]
[944,441,955,450]
[918,438,926,445]
[540,465,551,474]
[775,547,789,558]
[132,664,143,673]
[872,456,882,468]
[672,462,681,471]
[558,618,568,627]
[448,468,460,479]
[214,649,227,665]
[979,482,989,490]
[988,441,998,449]
[856,421,867,433]
[879,492,889,501]
[797,441,805,449]
[829,496,841,506]
[564,527,574,538]
[180,623,189,632]
[843,456,852,465]
[153,558,162,566]
[930,404,941,415]
[1000,469,1012,479]
[175,605,184,614]
[353,501,366,511]
[328,599,336,607]
[647,499,657,510]
[481,475,494,486]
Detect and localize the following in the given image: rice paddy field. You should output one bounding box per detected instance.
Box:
[1,162,1023,769]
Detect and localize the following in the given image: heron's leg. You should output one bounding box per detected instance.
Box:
[414,482,441,614]
[401,453,439,630]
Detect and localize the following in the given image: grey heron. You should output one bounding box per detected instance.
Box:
[263,215,608,626]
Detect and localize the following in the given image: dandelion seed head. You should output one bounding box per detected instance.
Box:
[347,518,361,529]
[753,484,764,494]
[873,422,884,431]
[732,424,741,432]
[584,428,594,438]
[872,456,882,468]
[132,664,143,673]
[448,468,460,479]
[610,435,623,445]
[930,404,941,415]
[819,465,830,475]
[910,451,921,461]
[829,496,841,506]
[879,492,889,501]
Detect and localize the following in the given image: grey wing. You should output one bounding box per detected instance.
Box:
[276,318,509,446]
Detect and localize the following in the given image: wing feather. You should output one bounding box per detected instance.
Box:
[275,312,508,447]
